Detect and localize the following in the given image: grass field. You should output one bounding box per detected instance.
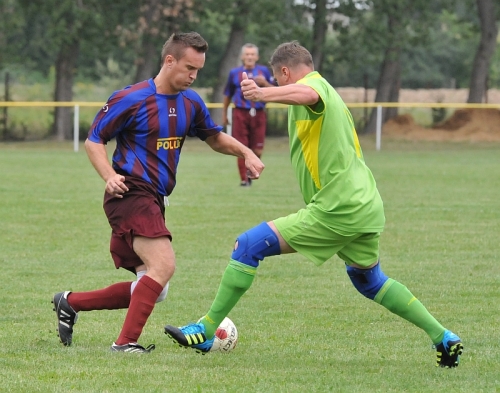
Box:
[0,137,499,392]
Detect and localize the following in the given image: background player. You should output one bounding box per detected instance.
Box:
[52,32,264,353]
[222,43,275,186]
[164,41,463,368]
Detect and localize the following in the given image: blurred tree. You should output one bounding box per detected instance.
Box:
[131,0,196,83]
[0,0,26,69]
[310,0,328,73]
[194,0,308,123]
[18,0,105,140]
[357,0,449,133]
[467,0,498,103]
[205,0,248,106]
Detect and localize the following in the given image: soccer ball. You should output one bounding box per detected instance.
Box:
[210,317,238,353]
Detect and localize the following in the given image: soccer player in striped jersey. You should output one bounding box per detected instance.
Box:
[52,32,264,353]
[164,41,463,368]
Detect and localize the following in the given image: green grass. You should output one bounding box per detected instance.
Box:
[0,137,499,392]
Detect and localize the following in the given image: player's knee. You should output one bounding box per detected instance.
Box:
[132,272,169,303]
[346,262,388,300]
[231,222,281,267]
[155,282,169,303]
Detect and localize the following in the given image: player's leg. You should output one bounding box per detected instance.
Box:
[198,221,288,336]
[340,234,463,367]
[132,268,169,303]
[248,109,266,159]
[53,226,169,348]
[53,178,171,352]
[164,221,283,353]
[52,233,138,347]
[112,235,174,353]
[232,108,251,185]
[164,208,340,353]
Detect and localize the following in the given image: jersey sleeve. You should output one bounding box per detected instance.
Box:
[187,94,223,140]
[297,77,326,115]
[87,91,136,144]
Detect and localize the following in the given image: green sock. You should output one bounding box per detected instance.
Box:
[374,279,446,344]
[199,259,256,338]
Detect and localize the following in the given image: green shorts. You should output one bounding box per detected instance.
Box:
[273,207,380,267]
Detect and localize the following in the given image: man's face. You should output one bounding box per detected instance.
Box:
[241,47,259,69]
[164,47,205,92]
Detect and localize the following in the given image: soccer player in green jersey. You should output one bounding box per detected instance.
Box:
[165,41,463,368]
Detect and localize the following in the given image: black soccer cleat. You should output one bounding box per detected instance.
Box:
[111,342,156,353]
[434,330,463,368]
[52,291,78,346]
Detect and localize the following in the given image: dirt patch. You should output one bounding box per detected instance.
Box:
[334,87,500,142]
[382,108,500,142]
[336,88,500,104]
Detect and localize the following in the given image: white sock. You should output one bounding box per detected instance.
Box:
[131,270,169,303]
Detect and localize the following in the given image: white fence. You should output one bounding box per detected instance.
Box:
[1,101,499,152]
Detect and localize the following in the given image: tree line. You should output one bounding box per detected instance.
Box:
[0,0,498,138]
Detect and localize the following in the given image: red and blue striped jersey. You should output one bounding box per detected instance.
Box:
[224,64,274,110]
[88,78,223,196]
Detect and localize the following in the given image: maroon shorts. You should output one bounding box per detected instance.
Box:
[232,108,266,151]
[103,176,171,272]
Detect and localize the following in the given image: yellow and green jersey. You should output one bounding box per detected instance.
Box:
[287,71,385,233]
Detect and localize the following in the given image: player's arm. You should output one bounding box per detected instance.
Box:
[241,73,318,106]
[263,84,318,105]
[204,132,265,179]
[84,139,129,198]
[244,82,318,106]
[222,95,232,127]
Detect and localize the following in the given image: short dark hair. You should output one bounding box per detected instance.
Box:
[269,41,314,70]
[161,32,208,64]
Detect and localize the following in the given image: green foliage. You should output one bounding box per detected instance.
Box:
[0,0,26,67]
[193,0,311,87]
[92,57,136,91]
[0,139,499,391]
[0,0,499,91]
[323,2,497,89]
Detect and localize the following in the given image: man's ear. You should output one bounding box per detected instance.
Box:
[282,66,290,80]
[164,55,175,68]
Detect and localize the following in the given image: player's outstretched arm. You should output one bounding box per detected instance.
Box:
[205,132,265,179]
[241,72,318,106]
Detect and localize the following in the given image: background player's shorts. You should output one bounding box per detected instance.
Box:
[232,108,266,151]
[273,207,380,267]
[103,176,171,272]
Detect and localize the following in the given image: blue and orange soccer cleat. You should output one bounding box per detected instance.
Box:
[164,322,214,354]
[434,330,463,368]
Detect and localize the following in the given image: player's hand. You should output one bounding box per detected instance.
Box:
[241,72,263,101]
[245,154,265,180]
[105,174,129,198]
[253,74,267,87]
[222,114,230,127]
